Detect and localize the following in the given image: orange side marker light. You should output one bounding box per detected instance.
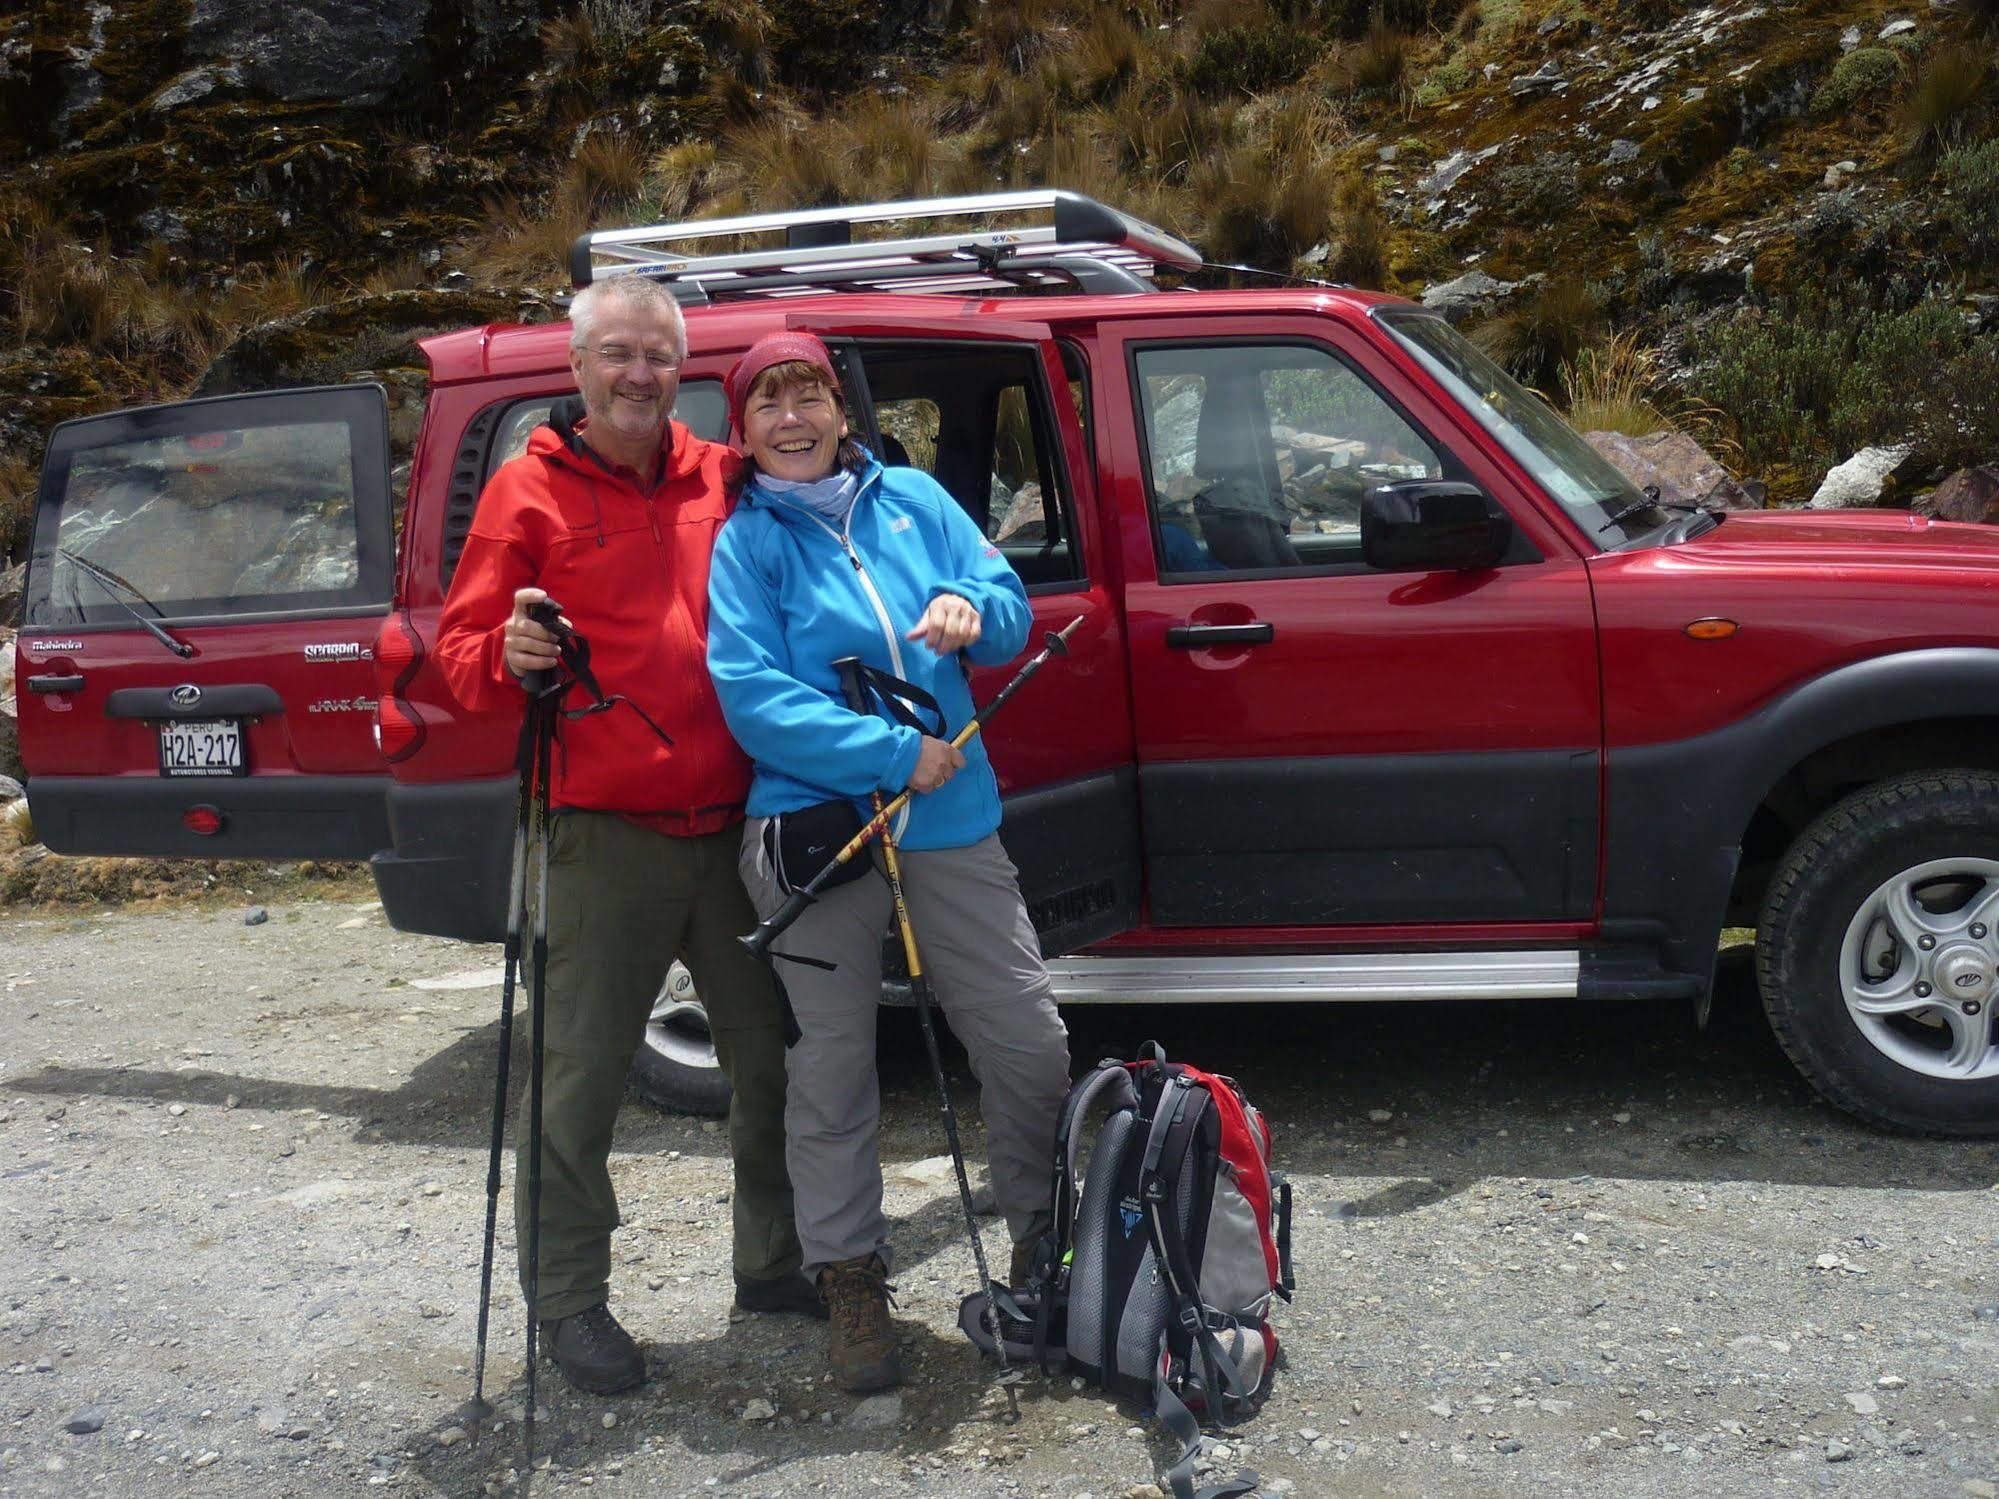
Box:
[1684,618,1738,640]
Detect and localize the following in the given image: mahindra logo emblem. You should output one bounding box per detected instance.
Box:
[169,684,202,710]
[1953,972,1983,989]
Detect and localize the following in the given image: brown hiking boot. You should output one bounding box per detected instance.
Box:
[1009,1237,1039,1289]
[538,1302,646,1395]
[816,1254,901,1393]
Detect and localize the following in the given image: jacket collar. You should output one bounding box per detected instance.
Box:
[742,453,884,516]
[531,401,702,488]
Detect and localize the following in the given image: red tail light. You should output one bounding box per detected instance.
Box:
[183,805,223,836]
[371,612,428,763]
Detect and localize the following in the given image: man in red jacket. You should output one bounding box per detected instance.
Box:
[434,275,817,1395]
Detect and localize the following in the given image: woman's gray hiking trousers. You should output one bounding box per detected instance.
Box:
[739,822,1073,1274]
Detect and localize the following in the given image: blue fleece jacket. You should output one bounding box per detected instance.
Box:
[706,456,1031,851]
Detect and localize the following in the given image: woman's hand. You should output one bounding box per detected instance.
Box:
[504,587,566,680]
[906,594,981,655]
[908,735,966,793]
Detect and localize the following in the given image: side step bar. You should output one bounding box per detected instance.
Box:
[1042,951,1581,1004]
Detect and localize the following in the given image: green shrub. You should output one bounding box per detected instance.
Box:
[1328,0,1451,39]
[1412,56,1471,106]
[1811,47,1901,113]
[1184,21,1317,96]
[1690,283,1999,477]
[1939,138,1999,261]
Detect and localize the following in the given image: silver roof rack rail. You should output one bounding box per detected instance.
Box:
[567,190,1203,300]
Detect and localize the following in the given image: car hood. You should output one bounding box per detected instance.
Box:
[1666,508,1999,571]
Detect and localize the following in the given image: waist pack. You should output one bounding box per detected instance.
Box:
[959,1043,1294,1499]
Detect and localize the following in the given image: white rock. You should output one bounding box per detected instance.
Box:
[435,1426,466,1448]
[1810,445,1914,509]
[167,1104,187,1118]
[1825,160,1859,190]
[741,1398,776,1422]
[1840,24,1862,50]
[1367,1109,1394,1123]
[1880,17,1917,38]
[1426,1401,1453,1418]
[1845,1393,1879,1415]
[1877,1375,1907,1389]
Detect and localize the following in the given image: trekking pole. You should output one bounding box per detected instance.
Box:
[834,661,1016,1386]
[519,683,557,1496]
[741,616,1085,961]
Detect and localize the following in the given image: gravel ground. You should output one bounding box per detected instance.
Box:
[1,896,1995,1499]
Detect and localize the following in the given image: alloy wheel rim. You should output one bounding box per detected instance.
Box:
[1838,856,1999,1083]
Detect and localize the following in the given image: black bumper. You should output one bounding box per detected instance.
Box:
[27,775,391,859]
[371,778,514,943]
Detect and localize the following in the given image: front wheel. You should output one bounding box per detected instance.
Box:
[1758,770,1999,1137]
[628,962,732,1117]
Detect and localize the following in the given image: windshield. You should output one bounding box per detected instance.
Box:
[1376,308,1666,547]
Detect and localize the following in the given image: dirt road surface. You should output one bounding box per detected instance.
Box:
[1,897,1995,1498]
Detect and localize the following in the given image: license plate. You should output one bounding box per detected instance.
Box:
[158,719,246,778]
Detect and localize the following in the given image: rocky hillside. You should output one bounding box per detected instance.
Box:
[2,0,1997,568]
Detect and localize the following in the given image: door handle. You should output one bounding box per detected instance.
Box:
[28,673,86,694]
[1164,623,1274,648]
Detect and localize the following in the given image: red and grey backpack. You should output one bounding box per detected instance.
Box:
[961,1043,1294,1499]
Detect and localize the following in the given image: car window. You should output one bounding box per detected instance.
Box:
[37,418,367,624]
[858,342,1083,591]
[1134,343,1444,577]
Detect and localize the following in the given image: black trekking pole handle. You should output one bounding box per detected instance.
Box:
[739,615,1086,961]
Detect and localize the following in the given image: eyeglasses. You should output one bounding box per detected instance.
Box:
[586,344,683,372]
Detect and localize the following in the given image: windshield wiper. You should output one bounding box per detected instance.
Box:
[55,548,195,659]
[1601,484,1708,532]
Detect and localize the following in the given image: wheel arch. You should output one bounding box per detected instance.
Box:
[1603,648,1999,993]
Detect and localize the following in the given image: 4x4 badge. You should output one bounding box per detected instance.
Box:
[169,684,202,710]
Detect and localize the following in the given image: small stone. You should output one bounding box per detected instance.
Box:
[167,1104,187,1118]
[244,908,269,926]
[1840,24,1862,50]
[1845,1393,1879,1416]
[1495,1437,1523,1454]
[1367,1109,1393,1123]
[1879,17,1916,38]
[435,1426,466,1448]
[1426,1401,1453,1418]
[62,1409,104,1435]
[1297,1427,1321,1442]
[1876,1375,1906,1389]
[601,1412,617,1429]
[420,1182,443,1197]
[741,1398,776,1422]
[193,1451,220,1468]
[417,1302,450,1320]
[1961,1482,1997,1499]
[1824,1440,1853,1462]
[224,1095,239,1110]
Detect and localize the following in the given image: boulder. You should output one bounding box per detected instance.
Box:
[183,0,430,105]
[1915,465,1999,525]
[1809,444,1917,508]
[1584,431,1761,510]
[1419,270,1518,324]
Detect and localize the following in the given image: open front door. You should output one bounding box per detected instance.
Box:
[16,383,395,858]
[783,312,1140,956]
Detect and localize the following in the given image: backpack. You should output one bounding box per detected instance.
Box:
[960,1043,1294,1499]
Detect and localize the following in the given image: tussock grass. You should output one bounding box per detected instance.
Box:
[1560,332,1676,436]
[2,799,34,851]
[1904,43,1990,155]
[1471,278,1604,391]
[728,116,845,210]
[461,194,594,285]
[1331,168,1387,285]
[562,132,651,216]
[1337,22,1415,97]
[1,450,35,566]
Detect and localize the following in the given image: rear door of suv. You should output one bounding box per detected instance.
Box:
[16,384,395,858]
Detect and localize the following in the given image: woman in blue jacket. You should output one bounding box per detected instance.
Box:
[707,331,1071,1394]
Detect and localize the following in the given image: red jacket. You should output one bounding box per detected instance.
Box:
[435,415,751,832]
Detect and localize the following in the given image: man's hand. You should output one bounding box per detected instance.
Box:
[905,594,981,655]
[504,587,566,681]
[907,735,966,793]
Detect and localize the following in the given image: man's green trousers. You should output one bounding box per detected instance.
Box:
[515,811,799,1321]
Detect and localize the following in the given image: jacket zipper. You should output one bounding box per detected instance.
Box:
[776,489,915,838]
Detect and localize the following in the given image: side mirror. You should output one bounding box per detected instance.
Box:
[1361,480,1512,572]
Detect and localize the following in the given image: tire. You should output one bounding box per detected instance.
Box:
[1757,769,1999,1137]
[627,962,732,1117]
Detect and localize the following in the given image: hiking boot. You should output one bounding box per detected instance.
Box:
[538,1303,645,1395]
[816,1254,901,1393]
[734,1271,830,1320]
[1008,1237,1040,1289]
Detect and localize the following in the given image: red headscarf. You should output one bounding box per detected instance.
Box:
[725,331,839,436]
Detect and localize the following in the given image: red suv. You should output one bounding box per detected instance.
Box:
[15,192,1999,1136]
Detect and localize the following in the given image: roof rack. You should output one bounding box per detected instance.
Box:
[567,190,1203,301]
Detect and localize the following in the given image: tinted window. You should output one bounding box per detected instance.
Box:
[1135,343,1443,577]
[36,415,374,625]
[482,380,730,483]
